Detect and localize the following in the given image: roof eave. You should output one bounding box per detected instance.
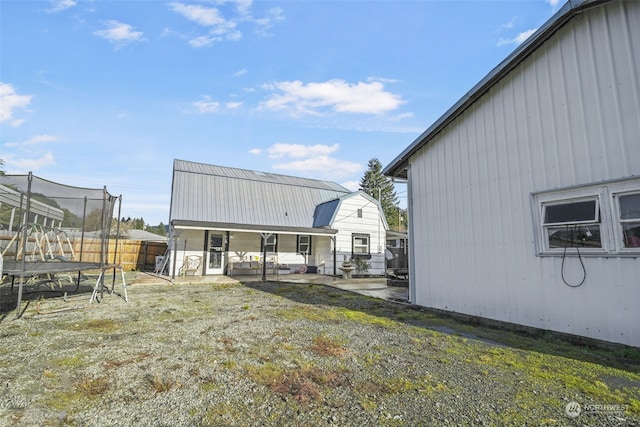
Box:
[171,220,338,236]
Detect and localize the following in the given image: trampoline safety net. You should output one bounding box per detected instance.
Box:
[0,172,122,313]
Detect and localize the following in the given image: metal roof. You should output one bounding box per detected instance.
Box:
[312,199,340,228]
[383,0,610,179]
[170,159,352,230]
[126,229,168,242]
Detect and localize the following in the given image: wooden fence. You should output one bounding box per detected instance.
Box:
[72,240,168,272]
[0,235,167,272]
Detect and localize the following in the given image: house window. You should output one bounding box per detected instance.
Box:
[616,192,640,248]
[297,235,312,255]
[352,233,370,258]
[357,209,363,218]
[532,177,640,256]
[542,197,602,249]
[261,234,277,253]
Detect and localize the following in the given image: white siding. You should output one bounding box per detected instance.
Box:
[408,1,640,346]
[227,232,325,269]
[331,194,387,275]
[173,229,206,276]
[174,230,335,274]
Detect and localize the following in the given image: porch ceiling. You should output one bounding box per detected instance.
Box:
[171,220,338,236]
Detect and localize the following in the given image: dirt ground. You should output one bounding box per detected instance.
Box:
[0,272,638,426]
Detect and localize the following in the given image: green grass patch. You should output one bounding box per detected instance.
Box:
[244,362,350,404]
[334,307,400,328]
[69,318,121,333]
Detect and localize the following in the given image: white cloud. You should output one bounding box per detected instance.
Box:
[546,0,562,8]
[188,35,216,48]
[500,17,517,30]
[273,156,361,179]
[252,7,284,37]
[261,142,360,179]
[47,0,76,13]
[190,97,243,113]
[249,148,262,155]
[234,0,253,16]
[497,28,537,46]
[193,96,220,113]
[4,152,55,171]
[388,112,414,122]
[340,180,360,192]
[259,79,405,116]
[187,31,241,47]
[234,68,248,77]
[170,2,239,46]
[4,134,60,148]
[169,2,228,26]
[267,143,339,159]
[0,83,32,125]
[367,76,398,84]
[94,20,145,48]
[169,1,282,47]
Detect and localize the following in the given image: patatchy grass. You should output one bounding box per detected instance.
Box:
[0,278,638,426]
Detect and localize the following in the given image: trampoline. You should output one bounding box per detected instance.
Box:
[0,172,125,315]
[2,261,102,276]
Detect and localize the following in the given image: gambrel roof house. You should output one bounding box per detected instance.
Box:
[169,159,388,278]
[384,0,640,347]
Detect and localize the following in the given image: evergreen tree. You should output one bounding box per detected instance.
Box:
[146,222,167,236]
[359,158,403,230]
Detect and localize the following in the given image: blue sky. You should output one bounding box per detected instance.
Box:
[1,0,561,226]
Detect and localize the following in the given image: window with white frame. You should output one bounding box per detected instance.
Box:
[352,233,370,258]
[614,191,640,249]
[297,235,312,255]
[262,234,277,253]
[533,177,640,255]
[542,197,602,250]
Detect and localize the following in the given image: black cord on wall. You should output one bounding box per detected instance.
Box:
[561,224,586,288]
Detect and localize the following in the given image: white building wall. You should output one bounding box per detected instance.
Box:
[227,232,261,263]
[173,229,206,276]
[331,193,387,275]
[408,1,640,346]
[172,229,339,275]
[227,232,319,268]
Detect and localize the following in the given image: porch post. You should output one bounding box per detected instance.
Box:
[332,235,337,276]
[260,232,271,281]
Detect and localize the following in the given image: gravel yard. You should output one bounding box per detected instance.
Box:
[0,275,639,426]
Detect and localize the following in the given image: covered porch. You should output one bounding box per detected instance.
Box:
[168,221,340,280]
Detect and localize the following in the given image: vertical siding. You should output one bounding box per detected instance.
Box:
[409,1,640,346]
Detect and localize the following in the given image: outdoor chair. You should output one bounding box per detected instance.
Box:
[180,255,201,277]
